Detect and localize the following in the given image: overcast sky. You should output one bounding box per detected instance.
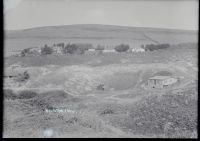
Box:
[4,0,199,30]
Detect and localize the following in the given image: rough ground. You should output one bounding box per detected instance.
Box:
[3,45,198,138]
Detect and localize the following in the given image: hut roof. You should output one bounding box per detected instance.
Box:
[149,76,171,80]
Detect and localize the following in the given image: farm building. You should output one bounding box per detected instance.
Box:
[52,46,63,54]
[132,48,145,53]
[85,49,97,55]
[147,76,177,88]
[102,49,116,53]
[88,49,95,52]
[29,47,42,54]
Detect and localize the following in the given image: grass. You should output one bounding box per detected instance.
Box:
[3,43,197,138]
[3,81,197,138]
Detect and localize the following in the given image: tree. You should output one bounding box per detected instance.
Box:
[57,42,65,48]
[145,43,170,51]
[75,43,94,54]
[96,45,105,51]
[41,44,53,55]
[20,48,30,57]
[114,44,130,52]
[63,43,79,54]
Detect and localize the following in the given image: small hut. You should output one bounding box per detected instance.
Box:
[147,76,177,88]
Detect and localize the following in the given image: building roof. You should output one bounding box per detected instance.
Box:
[149,75,171,80]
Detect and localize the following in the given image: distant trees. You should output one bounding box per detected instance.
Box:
[96,45,105,51]
[56,42,65,48]
[77,43,93,51]
[114,44,130,52]
[41,44,53,55]
[141,44,145,49]
[144,44,170,51]
[62,43,93,54]
[62,43,81,54]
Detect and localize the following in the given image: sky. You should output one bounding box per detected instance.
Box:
[4,0,199,30]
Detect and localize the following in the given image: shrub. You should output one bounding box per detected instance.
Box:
[141,44,145,49]
[63,43,78,54]
[56,42,65,48]
[66,117,79,124]
[144,44,170,51]
[15,71,30,82]
[100,109,114,115]
[63,43,85,54]
[76,43,93,50]
[4,89,18,100]
[114,44,130,52]
[20,48,30,57]
[41,45,53,55]
[96,45,105,51]
[17,90,37,99]
[96,84,105,91]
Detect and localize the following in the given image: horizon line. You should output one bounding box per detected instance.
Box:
[4,24,198,32]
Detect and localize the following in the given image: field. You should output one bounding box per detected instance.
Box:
[3,25,198,138]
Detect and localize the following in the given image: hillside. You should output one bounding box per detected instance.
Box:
[4,24,198,56]
[5,24,197,39]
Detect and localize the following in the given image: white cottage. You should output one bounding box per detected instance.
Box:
[53,46,63,54]
[132,48,145,53]
[85,48,97,55]
[102,49,116,53]
[88,49,96,52]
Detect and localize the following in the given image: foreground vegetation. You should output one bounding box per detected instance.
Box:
[3,80,197,138]
[3,42,197,138]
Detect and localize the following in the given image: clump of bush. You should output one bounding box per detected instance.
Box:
[66,117,79,124]
[17,90,37,99]
[41,44,53,55]
[76,43,93,51]
[96,45,105,51]
[14,71,30,83]
[4,89,38,100]
[62,43,80,54]
[56,42,65,48]
[126,89,197,137]
[20,48,31,57]
[96,84,105,91]
[114,44,130,52]
[4,89,18,100]
[62,43,93,54]
[100,108,114,115]
[143,43,170,51]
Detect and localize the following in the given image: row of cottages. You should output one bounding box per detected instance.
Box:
[147,76,178,88]
[85,48,116,55]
